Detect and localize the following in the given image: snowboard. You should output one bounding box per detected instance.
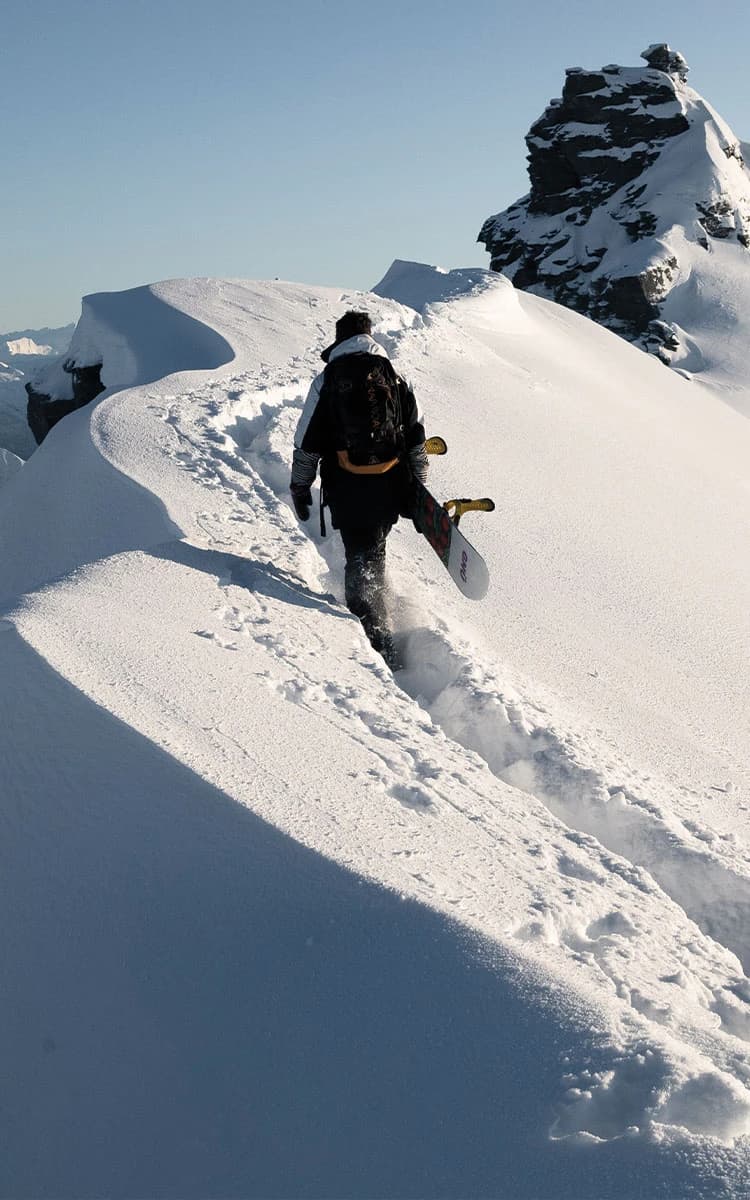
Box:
[412,478,491,601]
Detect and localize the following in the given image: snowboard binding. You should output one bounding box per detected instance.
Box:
[442,497,496,528]
[424,435,495,527]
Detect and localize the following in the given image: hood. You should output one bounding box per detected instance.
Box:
[321,334,389,363]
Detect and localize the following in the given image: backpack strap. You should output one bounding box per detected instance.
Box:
[319,481,327,537]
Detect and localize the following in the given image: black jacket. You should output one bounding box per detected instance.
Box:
[291,334,427,530]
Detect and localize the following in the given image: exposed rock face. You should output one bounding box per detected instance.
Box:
[26,358,104,445]
[478,45,750,359]
[641,43,688,81]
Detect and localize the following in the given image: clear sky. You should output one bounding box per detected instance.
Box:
[3,0,749,328]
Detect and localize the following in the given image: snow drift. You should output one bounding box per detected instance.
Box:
[1,266,749,1197]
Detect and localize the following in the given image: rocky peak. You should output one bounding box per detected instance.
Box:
[641,43,689,81]
[478,48,750,362]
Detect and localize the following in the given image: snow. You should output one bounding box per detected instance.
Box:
[0,446,23,484]
[0,375,35,460]
[5,336,55,356]
[1,266,749,1196]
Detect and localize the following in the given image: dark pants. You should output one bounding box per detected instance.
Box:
[339,524,400,668]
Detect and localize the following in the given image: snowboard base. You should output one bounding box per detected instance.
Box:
[412,480,490,601]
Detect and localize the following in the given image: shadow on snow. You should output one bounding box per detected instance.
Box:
[0,627,733,1200]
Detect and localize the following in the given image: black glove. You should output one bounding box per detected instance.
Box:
[290,484,312,522]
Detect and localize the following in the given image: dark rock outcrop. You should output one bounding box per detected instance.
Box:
[640,43,688,81]
[478,45,750,359]
[26,358,104,445]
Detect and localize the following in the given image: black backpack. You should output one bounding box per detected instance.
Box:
[322,354,405,467]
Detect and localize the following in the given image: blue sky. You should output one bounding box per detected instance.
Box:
[3,0,749,328]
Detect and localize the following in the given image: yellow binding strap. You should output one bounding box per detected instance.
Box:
[337,450,400,475]
[444,497,496,525]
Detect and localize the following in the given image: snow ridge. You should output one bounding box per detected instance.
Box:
[151,288,750,1149]
[1,272,750,1194]
[208,360,750,1142]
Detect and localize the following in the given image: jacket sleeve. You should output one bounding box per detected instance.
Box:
[291,374,325,491]
[399,377,428,483]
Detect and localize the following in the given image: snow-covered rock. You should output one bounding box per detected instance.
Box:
[478,46,750,415]
[1,269,749,1196]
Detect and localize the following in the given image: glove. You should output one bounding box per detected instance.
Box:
[290,484,312,522]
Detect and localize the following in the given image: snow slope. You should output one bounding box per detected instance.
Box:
[0,363,36,460]
[0,446,23,486]
[1,268,749,1197]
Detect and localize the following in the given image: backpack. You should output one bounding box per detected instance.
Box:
[322,354,405,470]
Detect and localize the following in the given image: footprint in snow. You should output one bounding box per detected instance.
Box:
[193,630,239,650]
[557,852,605,884]
[586,910,638,940]
[390,783,434,811]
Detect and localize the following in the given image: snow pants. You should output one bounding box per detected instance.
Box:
[339,524,400,669]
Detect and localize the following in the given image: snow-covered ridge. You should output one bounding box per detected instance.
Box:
[478,45,750,416]
[1,268,750,1195]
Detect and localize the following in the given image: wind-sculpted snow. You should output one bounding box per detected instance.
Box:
[372,259,491,309]
[1,269,749,1195]
[0,282,236,601]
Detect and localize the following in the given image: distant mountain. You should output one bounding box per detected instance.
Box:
[478,44,750,413]
[0,322,74,459]
[5,337,56,356]
[1,324,74,357]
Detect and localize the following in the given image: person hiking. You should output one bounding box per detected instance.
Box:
[290,310,428,669]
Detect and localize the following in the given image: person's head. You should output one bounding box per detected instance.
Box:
[334,310,372,344]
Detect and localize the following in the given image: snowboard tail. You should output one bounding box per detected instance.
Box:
[412,479,490,601]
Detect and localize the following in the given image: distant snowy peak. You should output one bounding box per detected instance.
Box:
[0,324,74,359]
[5,337,55,356]
[478,44,750,362]
[0,325,74,376]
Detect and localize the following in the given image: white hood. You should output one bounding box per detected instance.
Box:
[328,334,388,361]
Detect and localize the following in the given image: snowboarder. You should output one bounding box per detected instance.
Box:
[290,310,428,669]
